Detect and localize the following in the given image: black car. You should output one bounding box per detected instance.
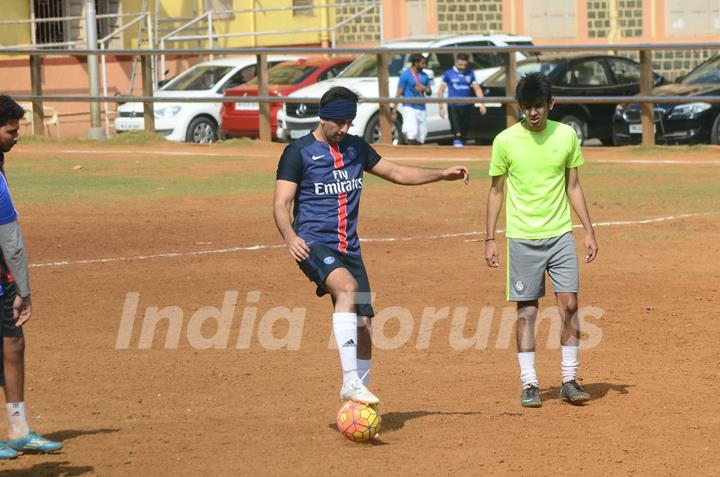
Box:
[612,55,720,145]
[468,54,665,145]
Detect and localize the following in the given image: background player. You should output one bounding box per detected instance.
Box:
[437,53,487,147]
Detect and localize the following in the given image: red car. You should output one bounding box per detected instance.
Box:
[220,57,355,139]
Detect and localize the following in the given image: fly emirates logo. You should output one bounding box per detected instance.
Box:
[313,169,363,195]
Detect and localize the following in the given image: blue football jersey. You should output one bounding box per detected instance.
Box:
[442,67,478,107]
[276,134,381,255]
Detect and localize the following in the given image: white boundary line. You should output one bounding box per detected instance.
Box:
[29,212,717,269]
[13,149,720,165]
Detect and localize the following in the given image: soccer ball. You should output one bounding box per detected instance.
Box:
[336,401,381,442]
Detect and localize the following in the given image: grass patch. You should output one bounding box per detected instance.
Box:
[212,137,258,147]
[20,131,169,146]
[627,144,708,155]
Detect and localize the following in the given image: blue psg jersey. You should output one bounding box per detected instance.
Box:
[442,67,478,107]
[0,154,17,225]
[276,133,381,255]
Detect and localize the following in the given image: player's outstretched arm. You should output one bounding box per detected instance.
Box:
[565,167,598,263]
[273,180,310,262]
[368,159,469,185]
[485,174,505,268]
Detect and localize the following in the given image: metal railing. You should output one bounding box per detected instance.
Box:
[5,43,720,146]
[158,1,382,81]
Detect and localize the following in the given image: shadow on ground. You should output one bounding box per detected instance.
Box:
[328,410,483,444]
[540,382,632,404]
[0,461,94,477]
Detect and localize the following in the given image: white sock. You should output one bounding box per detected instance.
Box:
[333,312,359,386]
[6,402,29,439]
[561,345,579,383]
[518,352,538,388]
[357,359,371,386]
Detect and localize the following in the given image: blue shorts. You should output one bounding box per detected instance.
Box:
[298,243,375,317]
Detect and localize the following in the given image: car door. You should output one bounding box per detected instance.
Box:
[422,52,448,136]
[552,58,613,140]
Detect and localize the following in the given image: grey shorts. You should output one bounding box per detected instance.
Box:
[507,232,579,301]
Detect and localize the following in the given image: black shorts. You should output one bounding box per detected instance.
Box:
[297,243,375,317]
[2,281,24,339]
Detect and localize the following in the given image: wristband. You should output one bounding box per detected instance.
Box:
[484,238,495,242]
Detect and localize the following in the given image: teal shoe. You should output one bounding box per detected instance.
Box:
[0,441,20,459]
[520,384,542,408]
[7,431,63,453]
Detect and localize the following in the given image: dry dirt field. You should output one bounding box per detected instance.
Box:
[0,140,718,476]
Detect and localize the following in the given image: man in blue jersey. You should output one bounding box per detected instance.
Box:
[392,54,431,145]
[437,54,487,147]
[0,95,63,459]
[273,86,469,405]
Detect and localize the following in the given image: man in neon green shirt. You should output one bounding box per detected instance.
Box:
[485,73,598,408]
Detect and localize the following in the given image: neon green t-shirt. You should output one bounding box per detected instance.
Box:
[489,120,584,239]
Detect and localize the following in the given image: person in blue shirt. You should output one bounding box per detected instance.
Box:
[437,53,487,147]
[392,54,431,145]
[0,95,63,459]
[274,86,469,406]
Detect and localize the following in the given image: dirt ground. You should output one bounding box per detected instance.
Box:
[1,141,719,476]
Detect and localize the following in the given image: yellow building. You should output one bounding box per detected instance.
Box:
[0,0,338,54]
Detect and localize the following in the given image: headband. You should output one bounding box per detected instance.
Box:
[319,99,357,120]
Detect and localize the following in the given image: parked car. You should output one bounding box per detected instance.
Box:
[115,55,299,143]
[220,56,355,139]
[275,34,534,144]
[612,55,720,145]
[469,54,666,145]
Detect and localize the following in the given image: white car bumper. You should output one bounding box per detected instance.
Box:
[114,115,182,141]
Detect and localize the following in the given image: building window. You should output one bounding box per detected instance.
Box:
[96,0,122,43]
[666,0,720,35]
[293,0,314,16]
[33,0,66,47]
[524,0,577,39]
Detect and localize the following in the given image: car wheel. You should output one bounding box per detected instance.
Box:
[186,116,218,144]
[711,114,720,145]
[560,114,588,145]
[363,113,404,145]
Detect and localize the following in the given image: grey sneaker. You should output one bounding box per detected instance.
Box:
[560,380,590,403]
[521,384,542,408]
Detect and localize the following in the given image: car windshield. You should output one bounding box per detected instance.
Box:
[681,56,720,84]
[161,65,234,91]
[339,53,411,78]
[485,60,563,86]
[247,65,318,85]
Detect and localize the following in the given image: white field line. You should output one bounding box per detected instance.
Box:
[29,212,717,269]
[13,149,720,165]
[593,159,720,165]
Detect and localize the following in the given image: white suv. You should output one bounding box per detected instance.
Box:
[275,34,533,144]
[115,56,299,143]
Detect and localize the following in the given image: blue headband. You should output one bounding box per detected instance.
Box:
[319,99,357,120]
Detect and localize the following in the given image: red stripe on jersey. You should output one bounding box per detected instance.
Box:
[330,143,344,168]
[337,193,348,253]
[329,143,348,252]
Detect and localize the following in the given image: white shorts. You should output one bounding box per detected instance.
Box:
[401,106,427,143]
